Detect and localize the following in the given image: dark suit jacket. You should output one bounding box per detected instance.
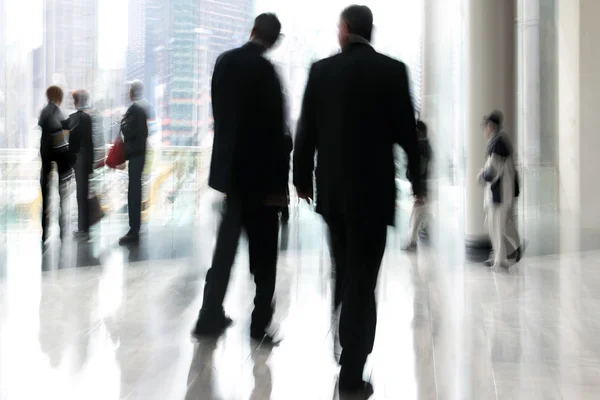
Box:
[63,110,94,174]
[121,102,150,159]
[39,102,72,175]
[293,42,423,226]
[208,41,287,198]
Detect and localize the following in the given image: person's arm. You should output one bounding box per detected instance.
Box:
[46,111,64,135]
[262,65,288,198]
[67,114,82,156]
[293,64,319,198]
[392,64,423,198]
[121,105,143,142]
[481,139,509,184]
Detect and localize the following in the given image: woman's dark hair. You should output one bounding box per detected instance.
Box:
[341,5,374,42]
[46,85,63,104]
[253,13,281,47]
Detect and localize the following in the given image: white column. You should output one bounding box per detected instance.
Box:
[465,0,516,246]
[517,0,540,165]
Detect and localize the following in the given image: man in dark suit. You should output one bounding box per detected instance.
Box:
[119,80,155,245]
[193,13,288,341]
[293,5,424,394]
[63,89,95,241]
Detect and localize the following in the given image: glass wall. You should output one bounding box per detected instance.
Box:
[0,0,424,231]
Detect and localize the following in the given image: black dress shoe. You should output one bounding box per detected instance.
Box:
[339,377,374,396]
[119,233,140,246]
[192,315,233,338]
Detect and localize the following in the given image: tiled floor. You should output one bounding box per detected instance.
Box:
[2,188,600,399]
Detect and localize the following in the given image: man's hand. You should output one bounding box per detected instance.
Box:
[414,196,426,206]
[296,187,314,204]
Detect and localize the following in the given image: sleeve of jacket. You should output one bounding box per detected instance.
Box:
[41,110,64,135]
[293,64,319,192]
[482,139,509,183]
[123,105,147,141]
[259,64,287,195]
[392,63,423,197]
[121,106,138,141]
[66,114,81,155]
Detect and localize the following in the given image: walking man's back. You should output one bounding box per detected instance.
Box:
[193,13,288,343]
[293,5,424,395]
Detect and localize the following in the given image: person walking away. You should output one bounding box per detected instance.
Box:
[293,5,424,394]
[63,89,94,241]
[403,120,433,251]
[119,80,155,245]
[478,110,523,267]
[193,13,288,343]
[39,85,74,244]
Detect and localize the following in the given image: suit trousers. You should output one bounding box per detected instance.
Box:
[200,194,280,334]
[486,204,520,265]
[40,159,71,240]
[74,153,90,232]
[326,214,388,370]
[127,154,145,235]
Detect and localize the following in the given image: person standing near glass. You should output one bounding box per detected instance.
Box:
[39,85,73,244]
[62,90,94,241]
[119,80,155,245]
[293,5,423,394]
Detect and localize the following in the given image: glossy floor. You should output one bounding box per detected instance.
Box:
[2,192,600,399]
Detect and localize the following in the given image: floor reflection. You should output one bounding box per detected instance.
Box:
[5,177,600,398]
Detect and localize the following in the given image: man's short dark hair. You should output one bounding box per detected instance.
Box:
[253,13,281,47]
[341,5,374,42]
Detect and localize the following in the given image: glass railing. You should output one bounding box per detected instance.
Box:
[0,146,559,231]
[0,146,213,230]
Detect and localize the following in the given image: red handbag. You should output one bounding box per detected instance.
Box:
[106,136,125,169]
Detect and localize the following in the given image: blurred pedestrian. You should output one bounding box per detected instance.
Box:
[63,89,94,241]
[193,13,288,343]
[39,85,73,243]
[478,110,523,267]
[119,80,155,245]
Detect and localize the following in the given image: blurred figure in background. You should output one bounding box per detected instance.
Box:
[119,80,155,245]
[293,5,424,394]
[478,110,523,268]
[403,120,433,251]
[39,85,73,243]
[62,90,94,241]
[193,13,288,342]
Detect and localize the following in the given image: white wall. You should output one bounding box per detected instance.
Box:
[557,0,600,231]
[579,0,600,229]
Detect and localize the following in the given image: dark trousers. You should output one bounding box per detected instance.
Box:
[200,194,280,334]
[127,155,145,235]
[74,154,90,232]
[40,157,71,240]
[325,214,387,370]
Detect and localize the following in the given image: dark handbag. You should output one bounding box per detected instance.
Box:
[89,194,105,226]
[106,136,125,169]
